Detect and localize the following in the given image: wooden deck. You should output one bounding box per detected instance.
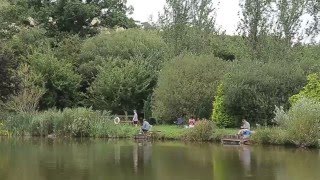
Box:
[133,131,161,140]
[221,135,250,145]
[134,133,152,140]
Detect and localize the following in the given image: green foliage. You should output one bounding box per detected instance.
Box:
[2,27,50,60]
[29,53,81,109]
[290,73,320,104]
[54,35,82,65]
[152,125,186,139]
[182,120,215,141]
[160,0,217,55]
[4,108,115,137]
[89,60,154,113]
[2,64,45,113]
[0,0,136,36]
[0,53,19,102]
[251,127,289,145]
[153,54,230,121]
[80,29,170,68]
[221,60,306,126]
[212,83,235,128]
[280,98,320,147]
[0,121,9,136]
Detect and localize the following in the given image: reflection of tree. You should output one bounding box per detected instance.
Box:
[114,143,120,164]
[3,139,320,180]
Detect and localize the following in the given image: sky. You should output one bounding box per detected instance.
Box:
[127,0,240,35]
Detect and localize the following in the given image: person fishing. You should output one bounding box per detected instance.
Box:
[140,119,152,134]
[238,119,251,136]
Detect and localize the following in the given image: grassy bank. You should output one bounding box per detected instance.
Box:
[0,108,319,148]
[0,109,236,141]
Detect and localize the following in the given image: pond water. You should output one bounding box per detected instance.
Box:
[0,138,319,180]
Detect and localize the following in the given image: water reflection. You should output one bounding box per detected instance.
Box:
[238,146,251,176]
[133,141,152,174]
[0,138,320,180]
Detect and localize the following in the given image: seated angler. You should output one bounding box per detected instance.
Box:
[140,119,152,134]
[238,119,251,137]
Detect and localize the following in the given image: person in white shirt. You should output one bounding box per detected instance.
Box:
[132,110,138,127]
[238,119,250,136]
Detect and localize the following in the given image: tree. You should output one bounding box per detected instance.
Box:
[0,0,136,37]
[274,0,310,43]
[220,60,307,126]
[212,83,234,127]
[80,29,170,68]
[79,29,170,95]
[238,0,271,58]
[290,73,320,104]
[159,0,217,54]
[28,52,81,109]
[152,54,230,122]
[89,60,155,114]
[0,53,19,102]
[2,64,45,113]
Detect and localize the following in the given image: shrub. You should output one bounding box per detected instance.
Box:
[5,113,33,136]
[221,60,306,126]
[0,121,9,136]
[182,120,215,141]
[30,109,56,136]
[80,29,171,69]
[281,98,320,147]
[251,127,289,145]
[29,52,81,109]
[152,54,230,122]
[2,64,45,113]
[290,73,320,104]
[212,83,235,127]
[0,53,19,102]
[89,60,155,114]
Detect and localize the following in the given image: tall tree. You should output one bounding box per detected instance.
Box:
[159,0,217,54]
[274,0,309,43]
[238,0,271,58]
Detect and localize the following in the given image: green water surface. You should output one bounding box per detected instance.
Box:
[0,138,319,180]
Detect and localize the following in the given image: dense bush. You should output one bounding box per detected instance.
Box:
[0,53,19,102]
[89,60,155,114]
[212,83,234,127]
[29,52,81,109]
[290,73,320,104]
[182,120,215,141]
[277,98,320,147]
[251,127,289,145]
[2,28,50,60]
[80,29,171,69]
[152,54,230,122]
[2,64,45,113]
[217,60,306,126]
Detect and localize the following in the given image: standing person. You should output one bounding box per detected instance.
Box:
[188,116,196,128]
[133,110,138,127]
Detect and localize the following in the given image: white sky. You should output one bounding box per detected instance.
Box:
[127,0,240,35]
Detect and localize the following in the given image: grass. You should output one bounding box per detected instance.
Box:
[1,108,318,148]
[152,125,185,140]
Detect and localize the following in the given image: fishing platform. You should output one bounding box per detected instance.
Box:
[221,135,250,145]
